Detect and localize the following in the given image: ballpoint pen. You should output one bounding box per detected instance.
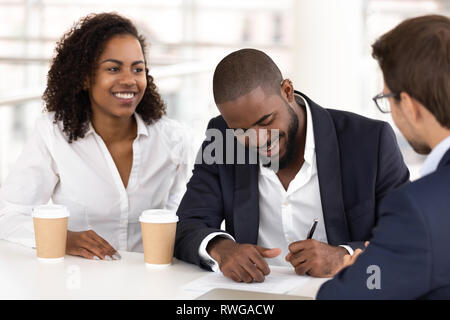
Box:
[307,218,319,239]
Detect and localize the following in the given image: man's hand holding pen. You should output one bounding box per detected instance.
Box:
[285,218,349,278]
[207,219,368,282]
[285,240,348,278]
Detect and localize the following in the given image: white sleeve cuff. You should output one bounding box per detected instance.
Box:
[198,232,235,272]
[339,245,354,256]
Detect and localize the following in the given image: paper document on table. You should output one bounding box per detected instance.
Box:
[183,266,312,295]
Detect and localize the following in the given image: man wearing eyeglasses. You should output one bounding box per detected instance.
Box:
[373,92,399,114]
[317,14,450,299]
[174,48,410,283]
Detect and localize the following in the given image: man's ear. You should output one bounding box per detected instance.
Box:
[280,79,294,102]
[399,92,424,126]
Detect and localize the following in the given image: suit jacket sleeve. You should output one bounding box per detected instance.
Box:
[317,189,432,299]
[174,118,228,269]
[346,123,410,251]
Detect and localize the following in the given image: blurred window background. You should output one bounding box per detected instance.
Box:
[0,0,449,184]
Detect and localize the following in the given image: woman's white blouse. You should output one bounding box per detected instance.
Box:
[0,112,193,252]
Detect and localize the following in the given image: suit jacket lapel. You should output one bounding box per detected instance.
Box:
[233,163,260,244]
[297,91,351,245]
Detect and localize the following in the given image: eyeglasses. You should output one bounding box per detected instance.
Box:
[372,92,400,113]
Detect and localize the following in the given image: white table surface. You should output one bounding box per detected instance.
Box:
[0,240,329,300]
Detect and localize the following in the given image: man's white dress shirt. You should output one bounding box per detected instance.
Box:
[420,135,450,177]
[0,112,193,252]
[199,94,352,270]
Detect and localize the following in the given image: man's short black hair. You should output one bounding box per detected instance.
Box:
[212,48,283,105]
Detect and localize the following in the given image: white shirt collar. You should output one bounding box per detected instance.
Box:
[420,135,450,177]
[134,113,150,137]
[85,113,149,138]
[297,93,316,166]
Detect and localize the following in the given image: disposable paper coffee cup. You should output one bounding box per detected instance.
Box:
[139,209,179,268]
[32,205,70,261]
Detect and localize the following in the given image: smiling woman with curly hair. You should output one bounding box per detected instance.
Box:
[44,12,166,142]
[0,13,192,261]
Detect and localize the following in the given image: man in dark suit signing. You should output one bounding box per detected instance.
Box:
[317,14,450,299]
[174,48,409,282]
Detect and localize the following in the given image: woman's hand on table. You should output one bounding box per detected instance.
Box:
[66,230,121,260]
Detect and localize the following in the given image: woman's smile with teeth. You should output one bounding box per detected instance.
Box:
[113,92,135,99]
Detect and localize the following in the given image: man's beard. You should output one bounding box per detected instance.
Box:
[263,103,299,170]
[408,138,432,155]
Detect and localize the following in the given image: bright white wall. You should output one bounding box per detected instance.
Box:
[292,0,365,113]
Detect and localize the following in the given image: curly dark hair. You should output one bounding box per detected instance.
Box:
[43,12,166,142]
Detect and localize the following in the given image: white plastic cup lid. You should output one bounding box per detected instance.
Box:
[32,204,70,219]
[139,209,179,224]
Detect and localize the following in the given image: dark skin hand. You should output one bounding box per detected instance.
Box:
[66,230,120,260]
[207,238,282,283]
[285,239,348,278]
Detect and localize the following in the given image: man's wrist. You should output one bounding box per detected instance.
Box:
[198,233,235,272]
[207,237,235,263]
[339,244,354,256]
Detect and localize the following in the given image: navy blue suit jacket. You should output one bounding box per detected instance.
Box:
[317,148,450,300]
[174,92,410,270]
